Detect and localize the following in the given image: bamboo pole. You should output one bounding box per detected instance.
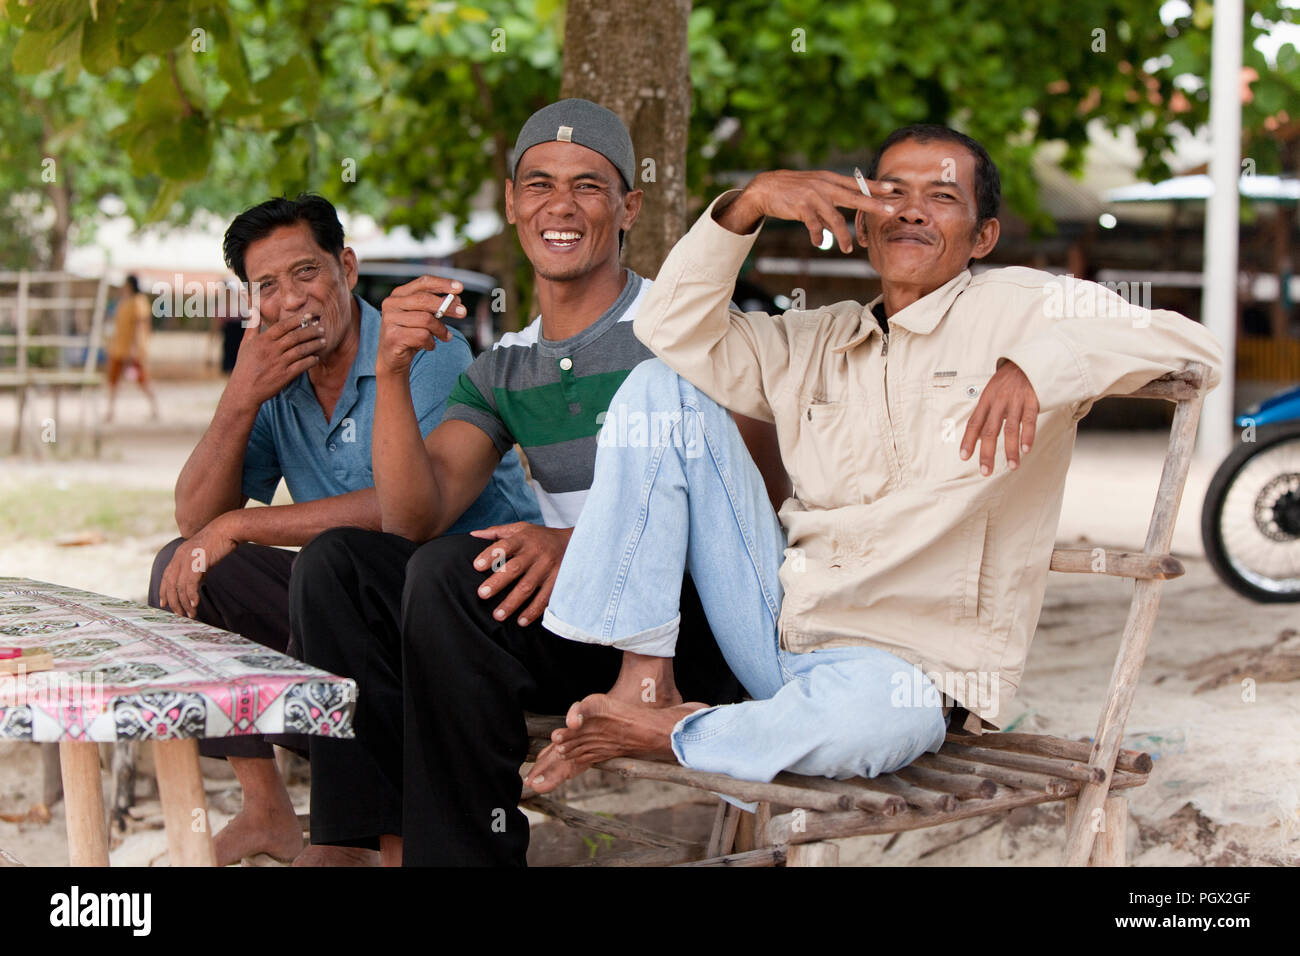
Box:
[1065,372,1205,866]
[943,732,1152,774]
[786,841,839,867]
[594,757,853,813]
[153,740,215,867]
[896,763,996,800]
[788,776,908,814]
[59,741,108,867]
[942,742,1106,783]
[854,772,957,812]
[1048,549,1183,580]
[917,752,1072,796]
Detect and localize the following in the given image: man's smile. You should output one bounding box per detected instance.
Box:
[542,229,584,250]
[885,229,934,245]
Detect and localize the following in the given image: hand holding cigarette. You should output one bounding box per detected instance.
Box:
[376,274,467,376]
[714,169,895,252]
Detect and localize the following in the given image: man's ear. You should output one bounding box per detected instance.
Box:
[854,209,869,248]
[340,247,359,291]
[970,217,1000,260]
[620,188,644,232]
[504,178,517,225]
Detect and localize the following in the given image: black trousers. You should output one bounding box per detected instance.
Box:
[148,537,305,760]
[289,527,742,865]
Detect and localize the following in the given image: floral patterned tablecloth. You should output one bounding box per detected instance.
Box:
[0,578,355,743]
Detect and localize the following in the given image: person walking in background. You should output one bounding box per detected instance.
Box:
[104,274,159,422]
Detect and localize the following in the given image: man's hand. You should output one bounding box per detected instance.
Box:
[468,522,573,628]
[376,276,465,376]
[158,515,241,619]
[714,170,896,252]
[227,308,327,408]
[960,361,1040,475]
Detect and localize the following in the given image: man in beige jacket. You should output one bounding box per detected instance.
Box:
[527,124,1224,793]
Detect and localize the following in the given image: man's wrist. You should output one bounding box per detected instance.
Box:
[211,508,248,543]
[712,186,765,236]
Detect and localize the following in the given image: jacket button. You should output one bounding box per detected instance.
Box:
[329,443,337,451]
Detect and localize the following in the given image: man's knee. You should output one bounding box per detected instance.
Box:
[291,528,373,594]
[148,537,185,608]
[401,535,481,610]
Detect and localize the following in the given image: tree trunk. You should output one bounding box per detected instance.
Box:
[560,0,691,280]
[41,112,72,273]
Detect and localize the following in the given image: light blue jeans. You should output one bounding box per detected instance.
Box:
[542,359,948,788]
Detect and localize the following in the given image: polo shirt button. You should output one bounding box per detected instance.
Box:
[966,385,979,397]
[559,357,573,371]
[329,443,337,451]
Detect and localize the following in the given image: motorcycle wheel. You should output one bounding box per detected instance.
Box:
[1201,422,1300,602]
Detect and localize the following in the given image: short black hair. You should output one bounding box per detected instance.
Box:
[866,124,1001,226]
[124,274,140,294]
[223,193,345,283]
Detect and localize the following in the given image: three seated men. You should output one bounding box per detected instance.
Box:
[162,103,1223,867]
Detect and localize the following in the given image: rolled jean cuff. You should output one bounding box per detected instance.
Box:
[540,608,680,657]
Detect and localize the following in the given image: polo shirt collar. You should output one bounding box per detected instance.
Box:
[833,269,972,353]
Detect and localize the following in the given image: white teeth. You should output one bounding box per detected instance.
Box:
[543,231,582,241]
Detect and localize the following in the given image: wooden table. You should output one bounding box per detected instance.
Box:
[0,577,356,866]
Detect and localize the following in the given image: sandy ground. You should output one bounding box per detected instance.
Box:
[0,376,1296,866]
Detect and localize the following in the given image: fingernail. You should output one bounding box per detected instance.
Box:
[518,617,529,627]
[494,609,505,620]
[556,745,565,754]
[474,560,485,570]
[478,585,490,597]
[885,205,895,213]
[533,775,544,784]
[1008,460,1017,470]
[1021,444,1030,454]
[981,465,990,476]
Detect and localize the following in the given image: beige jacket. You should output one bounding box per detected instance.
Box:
[635,193,1224,729]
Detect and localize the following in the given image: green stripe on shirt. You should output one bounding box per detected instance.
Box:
[492,368,633,448]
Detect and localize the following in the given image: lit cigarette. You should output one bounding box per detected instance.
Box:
[434,293,455,320]
[853,167,871,197]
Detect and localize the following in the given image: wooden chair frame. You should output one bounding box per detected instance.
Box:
[0,270,109,455]
[524,362,1210,867]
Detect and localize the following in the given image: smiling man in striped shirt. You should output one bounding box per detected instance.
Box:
[287,100,782,866]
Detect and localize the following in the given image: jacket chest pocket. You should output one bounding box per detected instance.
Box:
[792,400,858,509]
[919,375,989,480]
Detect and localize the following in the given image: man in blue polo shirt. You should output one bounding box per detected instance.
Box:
[146,193,538,867]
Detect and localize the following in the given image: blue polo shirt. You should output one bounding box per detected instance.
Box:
[241,295,541,532]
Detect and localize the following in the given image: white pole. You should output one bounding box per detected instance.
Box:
[1198,0,1243,460]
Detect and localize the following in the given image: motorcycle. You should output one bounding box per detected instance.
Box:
[1201,384,1300,602]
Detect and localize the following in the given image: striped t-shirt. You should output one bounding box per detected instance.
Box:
[443,270,652,527]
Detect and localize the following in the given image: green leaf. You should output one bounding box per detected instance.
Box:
[144,176,186,223]
[153,114,212,180]
[13,19,84,74]
[124,2,193,55]
[79,0,120,73]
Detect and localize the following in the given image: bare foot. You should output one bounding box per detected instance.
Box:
[291,844,380,867]
[213,808,304,867]
[525,694,706,794]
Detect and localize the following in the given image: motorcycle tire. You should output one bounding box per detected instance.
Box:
[1201,421,1300,602]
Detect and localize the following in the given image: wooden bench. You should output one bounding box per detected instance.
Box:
[0,271,109,455]
[524,362,1211,866]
